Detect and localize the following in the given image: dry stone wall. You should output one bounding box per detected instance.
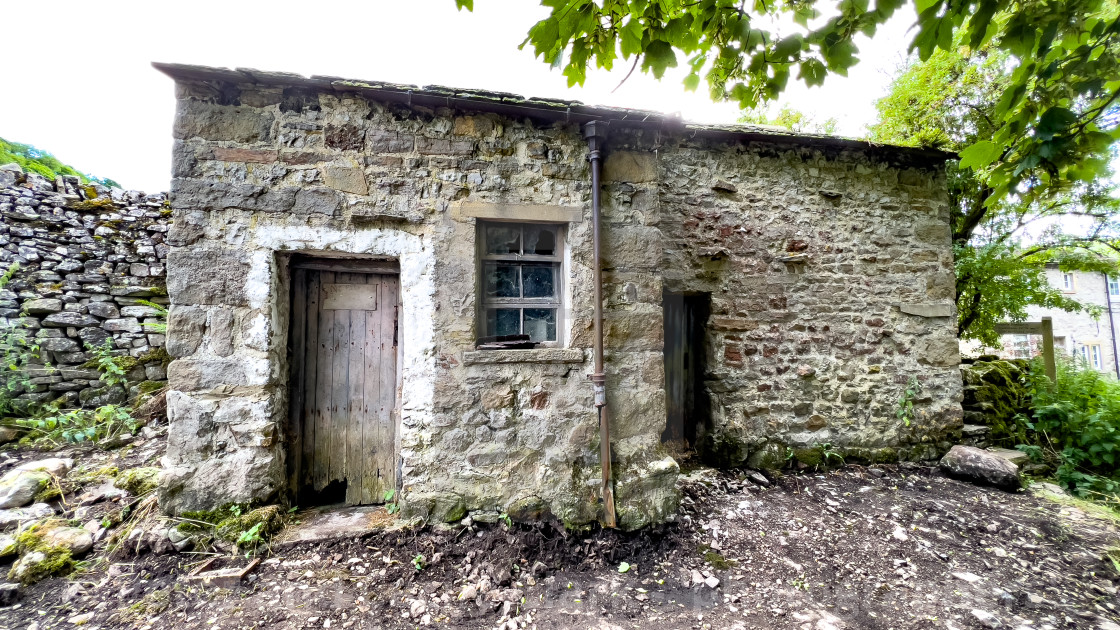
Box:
[0,165,170,412]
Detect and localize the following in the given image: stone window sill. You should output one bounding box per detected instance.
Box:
[461,348,586,365]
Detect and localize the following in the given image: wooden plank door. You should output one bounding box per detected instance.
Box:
[661,292,710,449]
[289,267,399,505]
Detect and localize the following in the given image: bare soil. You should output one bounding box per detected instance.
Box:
[3,463,1120,630]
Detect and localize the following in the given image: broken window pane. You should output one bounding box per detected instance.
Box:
[523,309,556,342]
[485,226,521,255]
[522,263,556,298]
[487,309,521,337]
[483,263,520,298]
[524,226,557,256]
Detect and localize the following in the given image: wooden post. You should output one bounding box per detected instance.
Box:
[1041,316,1056,383]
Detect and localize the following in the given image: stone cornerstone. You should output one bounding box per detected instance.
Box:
[0,167,170,413]
[154,63,963,529]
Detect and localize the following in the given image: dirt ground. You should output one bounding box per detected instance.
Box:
[3,462,1120,630]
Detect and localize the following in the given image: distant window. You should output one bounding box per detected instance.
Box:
[1109,276,1119,297]
[1091,344,1103,370]
[478,222,563,343]
[1062,272,1075,292]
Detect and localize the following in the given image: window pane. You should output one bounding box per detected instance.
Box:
[483,263,520,298]
[485,225,521,255]
[486,308,521,337]
[524,225,557,256]
[522,263,557,298]
[523,308,556,342]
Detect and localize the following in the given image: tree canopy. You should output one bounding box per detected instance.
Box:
[457,0,1119,208]
[0,137,119,188]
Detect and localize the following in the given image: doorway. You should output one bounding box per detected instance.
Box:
[662,291,710,449]
[287,258,400,506]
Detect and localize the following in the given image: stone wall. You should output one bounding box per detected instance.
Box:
[156,64,962,529]
[651,134,965,466]
[0,165,170,412]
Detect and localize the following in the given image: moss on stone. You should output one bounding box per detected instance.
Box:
[699,544,738,570]
[137,347,171,368]
[216,505,284,543]
[137,380,165,396]
[147,286,167,297]
[506,496,549,523]
[9,522,76,585]
[699,432,752,468]
[114,467,160,496]
[961,359,1032,446]
[792,447,824,469]
[33,485,61,503]
[69,197,114,212]
[746,442,789,470]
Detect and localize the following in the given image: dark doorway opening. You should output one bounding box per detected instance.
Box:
[662,291,711,449]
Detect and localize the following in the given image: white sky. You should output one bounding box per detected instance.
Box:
[1,0,917,193]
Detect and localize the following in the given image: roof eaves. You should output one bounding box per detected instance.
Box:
[152,62,956,163]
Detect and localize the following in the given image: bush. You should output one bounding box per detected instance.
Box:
[1014,357,1120,505]
[9,404,141,447]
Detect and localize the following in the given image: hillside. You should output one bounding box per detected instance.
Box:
[0,137,118,188]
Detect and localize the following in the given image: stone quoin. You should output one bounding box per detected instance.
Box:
[152,62,963,530]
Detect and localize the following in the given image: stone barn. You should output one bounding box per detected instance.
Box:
[154,62,963,530]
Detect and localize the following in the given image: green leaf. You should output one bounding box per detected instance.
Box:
[454,0,473,10]
[641,40,678,79]
[620,18,644,58]
[798,58,828,87]
[772,34,804,61]
[958,141,1002,171]
[618,562,631,573]
[914,0,940,14]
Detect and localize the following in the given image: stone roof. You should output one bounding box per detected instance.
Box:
[153,62,954,164]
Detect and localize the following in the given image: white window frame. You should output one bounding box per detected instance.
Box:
[477,221,565,346]
[1091,343,1103,370]
[1061,272,1075,292]
[1109,275,1119,297]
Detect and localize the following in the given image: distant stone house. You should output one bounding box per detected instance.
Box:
[987,266,1120,377]
[154,62,963,530]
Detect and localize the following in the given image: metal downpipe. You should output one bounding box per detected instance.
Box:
[1105,272,1120,378]
[585,121,616,528]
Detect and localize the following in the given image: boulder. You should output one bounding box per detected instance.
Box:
[16,457,74,477]
[940,445,1021,491]
[44,527,93,555]
[986,447,1030,467]
[0,425,21,445]
[0,503,55,530]
[0,533,16,557]
[0,582,20,607]
[0,470,51,509]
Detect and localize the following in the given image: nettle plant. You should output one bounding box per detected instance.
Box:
[1014,357,1120,506]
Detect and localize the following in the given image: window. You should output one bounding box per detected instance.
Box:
[1091,344,1103,370]
[1062,272,1075,292]
[479,222,563,343]
[1109,276,1119,297]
